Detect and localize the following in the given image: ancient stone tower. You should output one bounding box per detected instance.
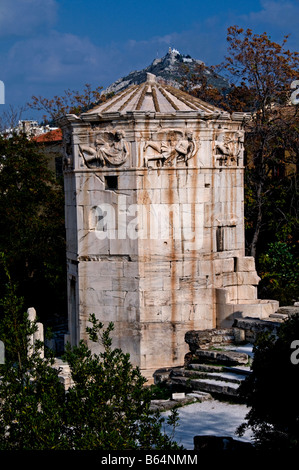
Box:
[60,73,277,380]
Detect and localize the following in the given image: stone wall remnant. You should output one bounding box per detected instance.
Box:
[27,307,44,358]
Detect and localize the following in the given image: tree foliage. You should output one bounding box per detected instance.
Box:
[221,27,299,304]
[222,27,299,259]
[0,276,181,450]
[0,105,26,133]
[223,27,299,105]
[0,257,65,450]
[63,314,181,450]
[0,133,66,321]
[237,315,299,450]
[182,27,299,303]
[258,241,299,305]
[179,62,229,110]
[28,83,104,123]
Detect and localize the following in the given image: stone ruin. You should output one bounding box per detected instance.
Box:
[59,73,278,381]
[27,307,44,358]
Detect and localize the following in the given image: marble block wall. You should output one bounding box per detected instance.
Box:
[60,79,277,378]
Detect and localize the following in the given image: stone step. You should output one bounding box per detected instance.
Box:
[196,371,244,384]
[192,378,240,397]
[189,362,251,376]
[203,371,246,384]
[221,343,254,358]
[233,317,281,331]
[223,365,251,376]
[185,329,235,353]
[187,391,212,402]
[269,313,288,321]
[150,391,212,412]
[188,363,225,373]
[169,343,250,399]
[277,306,299,317]
[173,367,246,384]
[170,375,240,398]
[193,349,249,366]
[154,343,252,401]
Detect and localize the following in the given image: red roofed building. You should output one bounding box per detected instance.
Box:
[33,128,62,143]
[33,128,63,178]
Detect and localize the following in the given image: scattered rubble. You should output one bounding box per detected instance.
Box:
[150,391,211,412]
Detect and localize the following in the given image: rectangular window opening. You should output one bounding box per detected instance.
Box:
[105,175,118,190]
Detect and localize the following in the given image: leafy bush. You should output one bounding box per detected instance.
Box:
[237,315,299,450]
[62,314,181,450]
[0,270,181,450]
[0,134,66,323]
[258,241,299,305]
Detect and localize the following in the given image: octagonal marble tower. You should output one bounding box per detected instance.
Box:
[60,73,278,380]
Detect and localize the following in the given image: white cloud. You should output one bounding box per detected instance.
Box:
[117,23,229,69]
[6,31,102,83]
[2,22,229,108]
[0,0,57,37]
[240,0,299,38]
[1,0,298,113]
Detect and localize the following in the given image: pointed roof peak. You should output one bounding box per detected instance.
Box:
[84,74,226,117]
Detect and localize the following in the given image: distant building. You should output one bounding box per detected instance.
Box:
[4,120,58,139]
[1,120,63,178]
[33,128,63,178]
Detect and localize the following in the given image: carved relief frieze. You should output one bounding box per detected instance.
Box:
[79,130,129,168]
[143,129,197,168]
[215,130,244,166]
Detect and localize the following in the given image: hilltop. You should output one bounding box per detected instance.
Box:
[103,47,230,96]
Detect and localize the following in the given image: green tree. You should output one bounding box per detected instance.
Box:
[0,105,26,133]
[237,315,299,450]
[0,133,66,323]
[258,241,299,305]
[181,28,299,269]
[28,83,104,124]
[0,272,181,450]
[63,314,181,450]
[220,26,299,259]
[0,257,66,449]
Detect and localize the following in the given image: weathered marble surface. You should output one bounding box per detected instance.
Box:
[60,74,277,380]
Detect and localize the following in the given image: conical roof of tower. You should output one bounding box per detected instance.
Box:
[83,73,227,117]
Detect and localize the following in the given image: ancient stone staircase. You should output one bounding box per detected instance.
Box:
[171,347,252,399]
[153,307,299,404]
[53,306,298,407]
[154,344,252,402]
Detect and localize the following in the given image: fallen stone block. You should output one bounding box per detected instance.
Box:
[172,392,185,399]
[171,376,240,397]
[186,391,212,402]
[232,317,281,342]
[150,394,202,412]
[277,306,299,317]
[193,349,249,365]
[185,328,235,353]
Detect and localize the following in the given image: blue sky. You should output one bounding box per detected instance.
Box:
[1,0,299,121]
